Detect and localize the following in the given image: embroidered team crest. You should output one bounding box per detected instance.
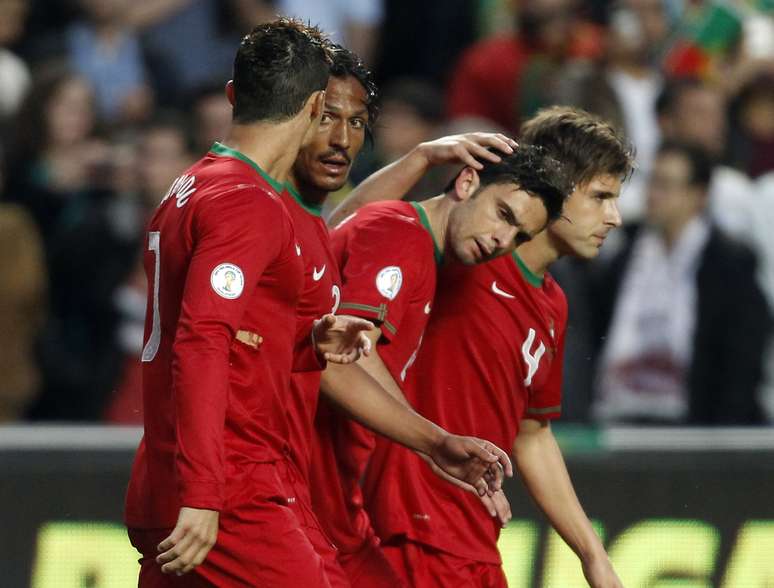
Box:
[376,266,403,300]
[211,263,245,299]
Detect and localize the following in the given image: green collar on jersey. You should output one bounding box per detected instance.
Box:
[285,182,323,217]
[209,142,284,193]
[513,252,543,287]
[410,202,443,266]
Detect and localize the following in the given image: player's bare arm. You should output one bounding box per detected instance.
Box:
[327,132,518,225]
[354,325,513,515]
[513,418,623,588]
[320,361,512,495]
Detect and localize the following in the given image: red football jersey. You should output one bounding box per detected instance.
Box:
[363,252,567,564]
[125,143,310,529]
[311,200,440,553]
[280,185,342,481]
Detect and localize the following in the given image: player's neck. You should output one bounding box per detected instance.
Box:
[516,231,559,277]
[416,194,452,254]
[287,172,328,208]
[223,120,310,185]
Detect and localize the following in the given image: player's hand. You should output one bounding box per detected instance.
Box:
[480,490,512,527]
[416,132,518,170]
[156,507,219,576]
[313,314,373,364]
[418,450,513,525]
[427,434,513,496]
[582,552,624,588]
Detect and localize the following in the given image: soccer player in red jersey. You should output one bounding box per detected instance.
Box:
[123,21,379,588]
[340,107,635,588]
[317,143,569,585]
[270,45,520,588]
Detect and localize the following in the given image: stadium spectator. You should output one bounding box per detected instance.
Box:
[63,0,153,124]
[139,0,255,108]
[187,81,232,155]
[4,65,100,245]
[555,0,669,221]
[728,72,774,179]
[274,0,384,65]
[0,0,31,122]
[656,77,757,239]
[590,141,771,424]
[0,154,46,422]
[446,0,603,133]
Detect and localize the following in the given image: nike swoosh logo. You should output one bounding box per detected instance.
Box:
[491,281,515,299]
[424,302,431,314]
[295,243,301,256]
[312,265,326,281]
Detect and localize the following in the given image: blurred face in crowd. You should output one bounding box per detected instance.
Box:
[447,169,549,265]
[608,0,667,65]
[519,0,578,55]
[378,99,436,163]
[0,0,29,45]
[664,86,726,157]
[624,0,668,47]
[646,151,704,236]
[193,92,232,153]
[292,75,369,198]
[139,127,192,206]
[546,173,623,259]
[740,88,774,140]
[46,76,95,148]
[79,0,129,24]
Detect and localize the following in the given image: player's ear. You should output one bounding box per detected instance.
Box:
[453,167,481,202]
[225,80,235,106]
[306,89,327,122]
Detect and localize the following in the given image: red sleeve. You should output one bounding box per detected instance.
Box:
[292,317,325,372]
[337,218,427,342]
[525,298,567,421]
[171,187,285,511]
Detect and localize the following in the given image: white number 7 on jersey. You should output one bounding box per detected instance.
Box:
[142,231,161,362]
[521,328,545,386]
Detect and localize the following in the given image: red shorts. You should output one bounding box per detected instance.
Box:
[129,461,332,587]
[381,538,507,588]
[276,459,351,588]
[338,537,407,588]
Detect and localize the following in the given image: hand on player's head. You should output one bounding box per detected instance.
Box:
[419,132,518,170]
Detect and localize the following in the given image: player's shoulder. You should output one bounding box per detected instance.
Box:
[189,159,282,210]
[336,201,426,235]
[543,271,569,316]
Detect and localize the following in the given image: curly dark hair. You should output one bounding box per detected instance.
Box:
[232,18,332,123]
[445,144,571,222]
[475,144,572,222]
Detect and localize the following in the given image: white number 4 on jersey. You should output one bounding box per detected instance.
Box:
[521,328,545,386]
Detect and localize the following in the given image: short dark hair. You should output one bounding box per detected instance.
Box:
[447,145,571,222]
[328,44,379,131]
[519,106,634,190]
[656,140,714,190]
[232,18,331,123]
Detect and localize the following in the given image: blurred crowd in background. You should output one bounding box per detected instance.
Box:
[0,0,773,426]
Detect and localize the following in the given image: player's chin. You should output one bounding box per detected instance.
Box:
[572,240,602,260]
[315,175,348,193]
